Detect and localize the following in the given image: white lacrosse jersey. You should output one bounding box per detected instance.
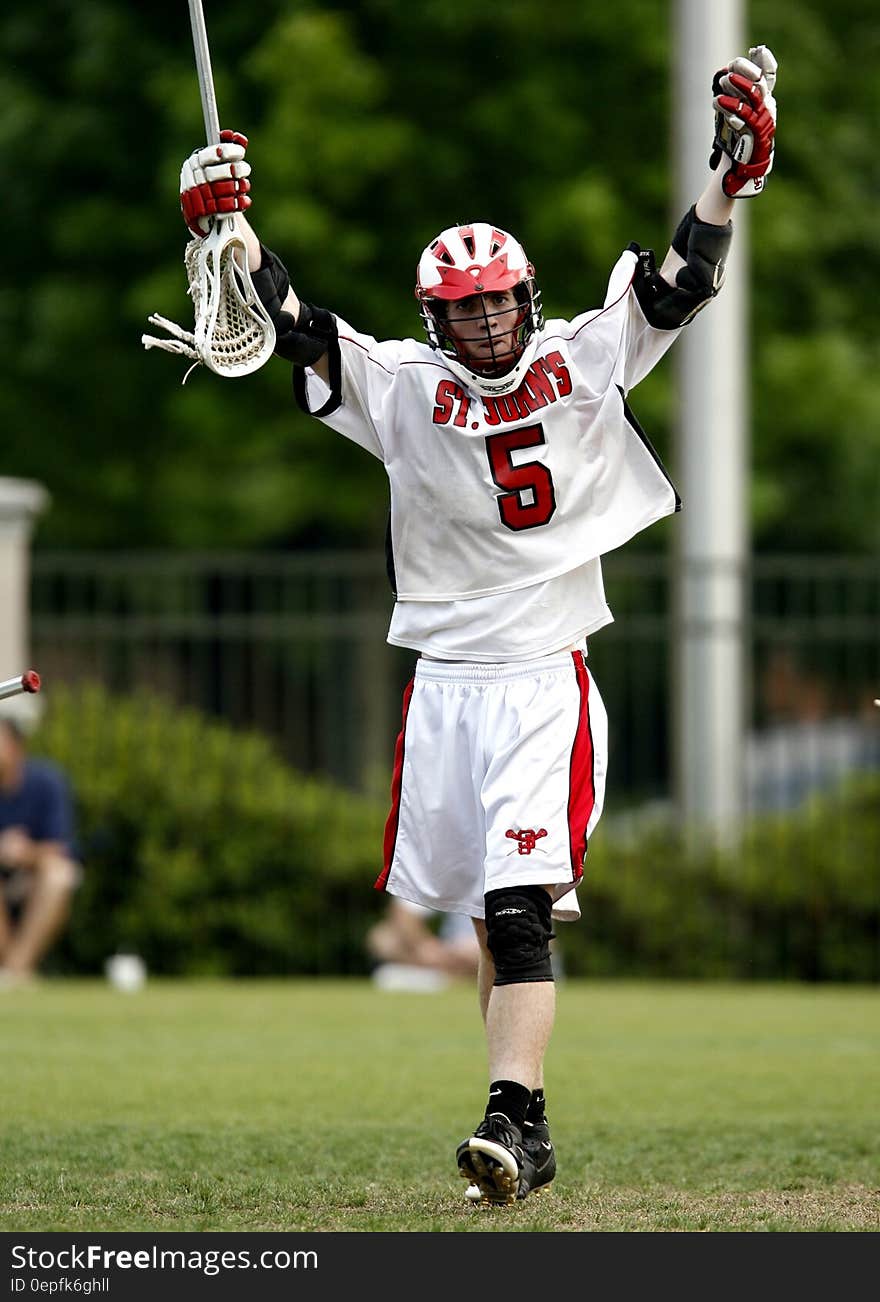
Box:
[296,248,681,655]
[385,557,613,661]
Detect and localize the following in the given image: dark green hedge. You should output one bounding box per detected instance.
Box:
[34,683,387,976]
[32,684,880,980]
[572,787,880,981]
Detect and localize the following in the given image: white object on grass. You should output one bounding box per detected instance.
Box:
[105,953,147,993]
[371,963,450,993]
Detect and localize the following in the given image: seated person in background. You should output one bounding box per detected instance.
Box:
[0,698,80,986]
[366,897,481,989]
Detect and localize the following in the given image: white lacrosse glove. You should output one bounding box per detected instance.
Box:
[709,45,777,197]
[180,129,252,236]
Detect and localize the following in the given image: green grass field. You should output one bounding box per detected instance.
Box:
[1,978,878,1232]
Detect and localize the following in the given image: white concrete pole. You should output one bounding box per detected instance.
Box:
[673,0,748,842]
[0,478,49,678]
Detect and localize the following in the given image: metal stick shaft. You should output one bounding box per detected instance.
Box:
[188,0,221,144]
[0,671,40,700]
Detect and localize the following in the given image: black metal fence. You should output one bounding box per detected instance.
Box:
[30,551,880,815]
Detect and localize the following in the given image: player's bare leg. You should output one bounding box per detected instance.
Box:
[474,918,493,1022]
[473,916,553,1078]
[485,979,554,1085]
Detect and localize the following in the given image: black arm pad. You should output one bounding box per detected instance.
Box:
[274,302,337,366]
[632,206,733,330]
[250,243,336,365]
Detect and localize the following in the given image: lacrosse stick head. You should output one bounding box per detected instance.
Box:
[188,217,276,376]
[143,216,276,379]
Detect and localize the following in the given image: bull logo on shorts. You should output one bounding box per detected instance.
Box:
[505,827,548,855]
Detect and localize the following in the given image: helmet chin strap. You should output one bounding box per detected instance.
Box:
[456,337,519,376]
[441,336,541,399]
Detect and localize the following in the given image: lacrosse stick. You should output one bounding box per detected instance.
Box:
[141,0,276,379]
[0,671,41,701]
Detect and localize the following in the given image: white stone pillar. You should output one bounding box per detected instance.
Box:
[673,0,748,847]
[0,478,50,676]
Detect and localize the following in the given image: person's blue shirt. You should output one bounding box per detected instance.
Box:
[0,759,78,860]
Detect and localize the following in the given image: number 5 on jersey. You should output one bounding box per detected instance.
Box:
[485,424,557,531]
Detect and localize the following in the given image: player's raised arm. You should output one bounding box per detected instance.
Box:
[636,45,777,328]
[179,130,333,383]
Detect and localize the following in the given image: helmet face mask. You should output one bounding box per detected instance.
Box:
[416,223,544,397]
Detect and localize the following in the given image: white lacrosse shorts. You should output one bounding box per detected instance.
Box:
[376,648,608,922]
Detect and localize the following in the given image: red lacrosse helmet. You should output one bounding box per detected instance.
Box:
[415,222,543,397]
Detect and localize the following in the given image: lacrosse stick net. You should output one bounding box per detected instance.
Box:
[142,216,276,379]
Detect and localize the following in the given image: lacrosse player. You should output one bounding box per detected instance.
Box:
[179,46,777,1205]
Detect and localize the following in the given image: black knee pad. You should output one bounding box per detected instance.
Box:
[484,885,554,986]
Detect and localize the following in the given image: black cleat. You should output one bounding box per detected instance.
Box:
[517,1116,556,1199]
[457,1114,534,1207]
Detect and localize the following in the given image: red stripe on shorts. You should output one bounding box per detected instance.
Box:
[567,650,596,881]
[375,675,415,891]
